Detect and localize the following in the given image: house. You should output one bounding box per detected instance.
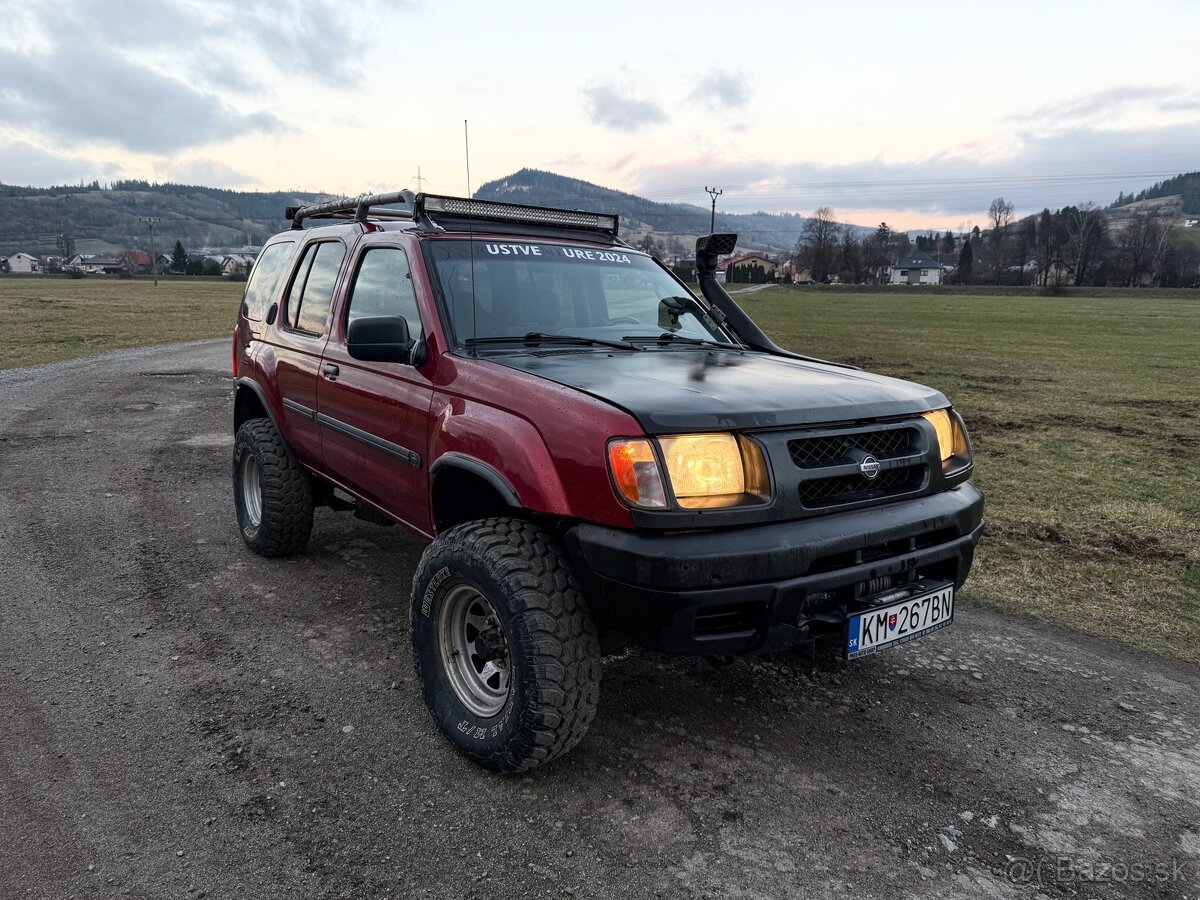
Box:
[7,252,41,274]
[887,252,943,285]
[68,255,125,275]
[221,254,257,277]
[124,250,152,274]
[1185,219,1199,228]
[721,251,777,284]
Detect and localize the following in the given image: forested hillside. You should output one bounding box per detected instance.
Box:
[0,181,330,255]
[1113,171,1200,214]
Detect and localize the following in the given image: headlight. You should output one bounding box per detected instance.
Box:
[609,433,768,510]
[921,408,972,474]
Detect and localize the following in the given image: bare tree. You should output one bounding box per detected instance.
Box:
[1115,215,1172,287]
[1065,203,1107,286]
[987,197,1015,284]
[796,207,842,283]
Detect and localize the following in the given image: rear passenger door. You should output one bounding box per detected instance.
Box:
[271,238,346,465]
[318,239,433,532]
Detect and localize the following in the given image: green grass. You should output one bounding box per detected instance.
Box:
[0,277,240,369]
[743,286,1200,664]
[3,277,1197,663]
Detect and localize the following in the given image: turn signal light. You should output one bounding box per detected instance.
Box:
[607,439,667,509]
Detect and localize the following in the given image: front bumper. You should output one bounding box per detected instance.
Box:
[567,483,984,655]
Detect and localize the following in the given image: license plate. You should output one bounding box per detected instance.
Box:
[846,584,954,660]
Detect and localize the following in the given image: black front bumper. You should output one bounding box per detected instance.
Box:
[567,483,984,655]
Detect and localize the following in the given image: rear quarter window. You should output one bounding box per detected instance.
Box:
[241,241,296,322]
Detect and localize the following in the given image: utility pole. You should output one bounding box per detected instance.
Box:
[704,186,723,233]
[411,166,427,192]
[140,216,160,286]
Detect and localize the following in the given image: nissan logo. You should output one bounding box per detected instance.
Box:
[859,455,881,479]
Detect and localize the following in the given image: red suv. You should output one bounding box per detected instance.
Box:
[232,191,983,772]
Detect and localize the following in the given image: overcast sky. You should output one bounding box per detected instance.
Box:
[1,0,1198,229]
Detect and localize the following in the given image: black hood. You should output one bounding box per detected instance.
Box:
[490,348,947,433]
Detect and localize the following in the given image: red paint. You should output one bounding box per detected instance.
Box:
[238,223,638,536]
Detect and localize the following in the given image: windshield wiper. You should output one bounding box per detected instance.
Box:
[621,333,740,349]
[465,332,640,351]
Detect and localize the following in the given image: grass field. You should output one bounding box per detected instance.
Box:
[2,277,1197,663]
[0,277,239,369]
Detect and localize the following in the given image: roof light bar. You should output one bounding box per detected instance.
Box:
[286,189,619,237]
[419,194,619,236]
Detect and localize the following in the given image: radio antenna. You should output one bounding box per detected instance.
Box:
[465,119,478,351]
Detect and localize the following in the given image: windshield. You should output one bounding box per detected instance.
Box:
[425,239,735,348]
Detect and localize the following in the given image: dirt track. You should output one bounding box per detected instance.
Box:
[1,340,1198,899]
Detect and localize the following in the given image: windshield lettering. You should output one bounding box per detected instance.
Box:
[485,243,543,256]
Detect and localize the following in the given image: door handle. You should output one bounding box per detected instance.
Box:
[322,363,340,379]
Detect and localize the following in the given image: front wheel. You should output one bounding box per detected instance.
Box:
[411,518,601,773]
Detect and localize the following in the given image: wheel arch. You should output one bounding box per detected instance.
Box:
[234,377,280,434]
[429,453,524,534]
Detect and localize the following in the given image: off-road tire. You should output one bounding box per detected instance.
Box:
[233,418,314,557]
[411,517,602,773]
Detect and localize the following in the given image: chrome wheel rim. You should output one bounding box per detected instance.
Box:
[240,452,262,527]
[438,584,512,717]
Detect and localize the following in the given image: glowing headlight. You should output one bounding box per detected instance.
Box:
[659,433,769,509]
[607,433,770,510]
[921,408,972,472]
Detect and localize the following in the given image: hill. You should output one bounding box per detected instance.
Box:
[1112,171,1200,216]
[0,181,331,256]
[474,169,813,253]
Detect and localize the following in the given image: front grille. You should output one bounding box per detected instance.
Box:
[784,423,927,510]
[788,427,915,467]
[798,466,917,507]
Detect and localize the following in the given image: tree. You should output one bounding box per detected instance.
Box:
[1033,208,1056,285]
[987,197,1015,283]
[839,231,868,284]
[797,207,842,282]
[55,224,76,262]
[1115,216,1172,287]
[940,231,955,257]
[170,240,188,274]
[1064,203,1108,286]
[957,239,974,284]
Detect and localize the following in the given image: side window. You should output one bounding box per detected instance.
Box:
[242,241,294,321]
[285,241,346,336]
[345,248,423,339]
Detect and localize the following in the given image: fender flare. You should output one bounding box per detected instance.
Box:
[234,377,282,433]
[428,452,522,508]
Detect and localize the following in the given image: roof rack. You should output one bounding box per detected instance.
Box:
[286,191,620,237]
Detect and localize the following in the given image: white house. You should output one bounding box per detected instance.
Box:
[7,252,40,273]
[887,252,944,285]
[220,254,256,277]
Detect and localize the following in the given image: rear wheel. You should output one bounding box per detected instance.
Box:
[411,518,601,773]
[233,419,313,557]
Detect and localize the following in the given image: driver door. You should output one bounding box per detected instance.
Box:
[317,240,434,532]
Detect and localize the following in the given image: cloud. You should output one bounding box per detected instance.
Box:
[687,68,751,110]
[0,140,124,185]
[1016,85,1200,129]
[156,157,262,189]
[581,84,668,132]
[628,118,1200,223]
[0,42,285,154]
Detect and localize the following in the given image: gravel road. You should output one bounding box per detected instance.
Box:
[2,340,1198,900]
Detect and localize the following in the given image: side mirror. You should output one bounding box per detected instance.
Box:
[347,316,414,364]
